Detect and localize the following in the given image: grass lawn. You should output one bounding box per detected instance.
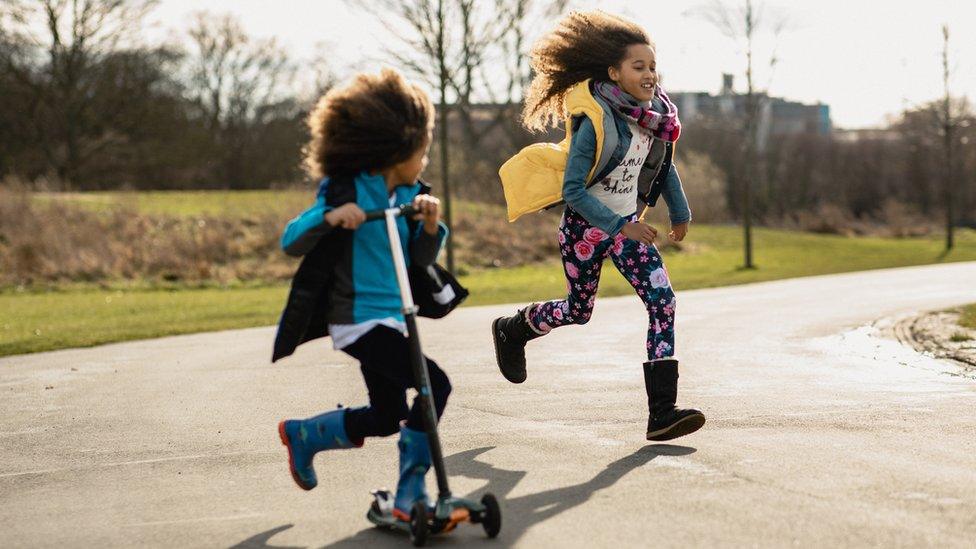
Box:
[0,287,286,357]
[3,224,975,357]
[33,189,309,217]
[959,304,976,330]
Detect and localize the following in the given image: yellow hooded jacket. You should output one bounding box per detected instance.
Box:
[499,79,678,225]
[498,80,613,222]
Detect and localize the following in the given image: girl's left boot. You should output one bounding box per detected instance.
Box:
[392,425,432,521]
[643,359,706,441]
[278,408,363,490]
[492,304,544,384]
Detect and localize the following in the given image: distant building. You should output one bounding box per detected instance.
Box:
[670,74,832,149]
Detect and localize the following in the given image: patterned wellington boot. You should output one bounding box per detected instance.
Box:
[643,359,706,441]
[491,305,544,384]
[392,426,432,521]
[278,408,363,490]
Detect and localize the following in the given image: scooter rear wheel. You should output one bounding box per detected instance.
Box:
[481,493,501,538]
[409,501,429,546]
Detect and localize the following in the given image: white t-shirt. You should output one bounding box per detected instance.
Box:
[329,317,408,350]
[587,120,652,216]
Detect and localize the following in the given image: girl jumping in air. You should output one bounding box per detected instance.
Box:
[273,69,450,521]
[494,10,705,441]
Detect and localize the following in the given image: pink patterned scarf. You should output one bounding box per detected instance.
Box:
[593,81,681,142]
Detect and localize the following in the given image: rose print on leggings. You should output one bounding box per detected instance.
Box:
[530,208,676,360]
[648,267,669,289]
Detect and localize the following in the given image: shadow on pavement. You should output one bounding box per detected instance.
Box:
[232,444,696,548]
[230,524,303,549]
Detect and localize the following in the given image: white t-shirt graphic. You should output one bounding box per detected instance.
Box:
[587,120,652,216]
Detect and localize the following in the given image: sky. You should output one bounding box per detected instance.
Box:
[146,0,976,129]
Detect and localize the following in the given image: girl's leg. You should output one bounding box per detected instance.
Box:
[492,207,613,383]
[529,207,614,332]
[608,230,703,440]
[607,231,676,360]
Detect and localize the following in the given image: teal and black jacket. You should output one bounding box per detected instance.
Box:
[272,172,448,362]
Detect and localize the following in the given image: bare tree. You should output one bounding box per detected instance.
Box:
[449,0,503,163]
[347,0,463,273]
[306,42,340,102]
[0,5,27,175]
[346,0,571,271]
[456,0,570,155]
[184,11,293,187]
[0,0,158,184]
[688,0,787,269]
[940,24,956,251]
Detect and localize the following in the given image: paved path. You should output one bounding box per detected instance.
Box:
[2,262,975,548]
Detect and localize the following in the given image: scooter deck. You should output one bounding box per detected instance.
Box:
[365,490,477,537]
[366,507,411,532]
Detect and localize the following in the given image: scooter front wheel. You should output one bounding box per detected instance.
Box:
[409,501,429,546]
[481,493,502,538]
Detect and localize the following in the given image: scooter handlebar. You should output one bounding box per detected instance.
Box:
[363,204,419,222]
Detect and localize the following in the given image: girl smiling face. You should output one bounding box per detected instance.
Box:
[608,43,658,102]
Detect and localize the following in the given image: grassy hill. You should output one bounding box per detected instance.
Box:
[1,190,974,356]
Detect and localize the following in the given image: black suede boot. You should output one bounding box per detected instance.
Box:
[643,359,705,441]
[491,305,544,384]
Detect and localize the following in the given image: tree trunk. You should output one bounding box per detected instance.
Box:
[942,24,954,252]
[742,0,756,269]
[437,0,455,274]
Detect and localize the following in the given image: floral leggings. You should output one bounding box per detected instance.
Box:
[528,207,677,360]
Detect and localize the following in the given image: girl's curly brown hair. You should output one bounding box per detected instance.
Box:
[304,68,434,180]
[522,10,652,133]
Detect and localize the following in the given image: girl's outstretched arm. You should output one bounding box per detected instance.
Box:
[660,164,691,225]
[660,164,691,241]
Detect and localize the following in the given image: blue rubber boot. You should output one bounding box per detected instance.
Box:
[392,426,432,520]
[278,408,363,490]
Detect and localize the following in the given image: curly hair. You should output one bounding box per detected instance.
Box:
[304,68,434,180]
[522,10,652,132]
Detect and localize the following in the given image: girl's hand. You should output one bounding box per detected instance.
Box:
[620,221,657,245]
[669,222,689,242]
[412,194,441,234]
[324,203,366,230]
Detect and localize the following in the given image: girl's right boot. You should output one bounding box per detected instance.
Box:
[643,359,706,441]
[491,305,544,384]
[278,408,363,490]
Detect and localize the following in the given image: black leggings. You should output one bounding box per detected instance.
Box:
[341,325,451,441]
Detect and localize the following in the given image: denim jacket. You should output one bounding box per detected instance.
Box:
[563,104,692,235]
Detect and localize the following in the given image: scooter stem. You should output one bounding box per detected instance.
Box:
[380,207,452,500]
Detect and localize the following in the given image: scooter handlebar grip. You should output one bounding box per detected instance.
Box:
[399,205,419,218]
[363,204,420,222]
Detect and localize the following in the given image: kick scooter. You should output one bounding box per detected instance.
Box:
[361,204,501,546]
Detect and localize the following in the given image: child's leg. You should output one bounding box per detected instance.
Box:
[608,232,703,440]
[340,326,451,515]
[343,366,409,439]
[529,207,615,332]
[607,232,676,360]
[492,207,614,384]
[342,326,452,440]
